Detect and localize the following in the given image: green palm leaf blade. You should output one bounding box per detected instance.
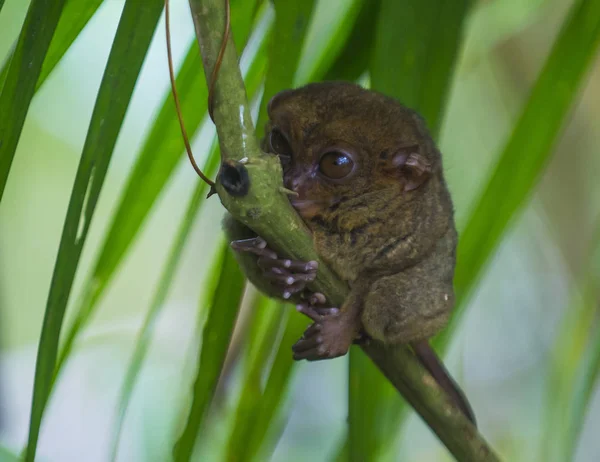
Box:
[222,0,320,457]
[0,0,105,90]
[224,1,404,459]
[23,1,164,460]
[172,243,246,462]
[244,309,308,462]
[371,0,473,138]
[108,140,221,461]
[341,1,473,460]
[223,295,287,462]
[323,0,378,83]
[109,20,269,453]
[255,0,317,130]
[0,0,67,201]
[436,0,600,351]
[566,315,600,461]
[35,0,105,89]
[542,227,600,462]
[53,0,264,387]
[222,1,384,459]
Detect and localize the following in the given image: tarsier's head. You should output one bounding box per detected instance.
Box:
[264,82,444,224]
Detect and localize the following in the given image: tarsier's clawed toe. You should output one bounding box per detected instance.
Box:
[292,302,356,361]
[230,237,318,300]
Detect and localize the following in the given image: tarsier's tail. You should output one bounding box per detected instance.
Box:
[410,340,477,426]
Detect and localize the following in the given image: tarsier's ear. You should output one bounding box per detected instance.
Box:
[267,88,295,116]
[390,145,432,191]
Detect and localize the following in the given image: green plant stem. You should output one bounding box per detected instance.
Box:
[187,0,500,459]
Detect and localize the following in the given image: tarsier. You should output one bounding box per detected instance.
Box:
[224,81,475,423]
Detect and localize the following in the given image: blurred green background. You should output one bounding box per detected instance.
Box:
[0,0,599,461]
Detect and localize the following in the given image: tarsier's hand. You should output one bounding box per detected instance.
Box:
[231,234,360,361]
[231,236,318,300]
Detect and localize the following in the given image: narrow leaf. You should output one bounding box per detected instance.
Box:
[224,297,286,462]
[36,0,105,89]
[108,141,220,461]
[0,0,106,91]
[295,0,367,84]
[542,228,600,462]
[323,0,379,82]
[0,0,104,106]
[342,1,473,459]
[53,0,267,385]
[438,0,600,349]
[255,0,317,130]
[370,0,472,138]
[223,1,318,458]
[172,244,246,462]
[0,0,67,201]
[24,2,164,460]
[566,320,600,461]
[245,311,308,462]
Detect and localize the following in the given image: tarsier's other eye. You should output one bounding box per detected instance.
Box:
[269,128,292,156]
[318,151,355,179]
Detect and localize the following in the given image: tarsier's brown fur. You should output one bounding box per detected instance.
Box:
[226,81,456,347]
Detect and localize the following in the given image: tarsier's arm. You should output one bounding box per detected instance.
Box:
[225,81,476,424]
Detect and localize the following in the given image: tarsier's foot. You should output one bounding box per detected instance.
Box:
[230,237,318,299]
[292,301,359,361]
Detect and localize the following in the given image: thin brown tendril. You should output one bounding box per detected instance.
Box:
[165,0,215,187]
[207,0,231,122]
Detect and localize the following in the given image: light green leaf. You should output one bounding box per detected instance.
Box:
[0,0,105,110]
[108,140,221,462]
[342,1,473,460]
[37,0,105,89]
[53,0,266,388]
[0,0,67,201]
[542,227,600,462]
[24,1,164,460]
[323,0,378,82]
[295,0,366,84]
[438,0,600,350]
[370,0,473,138]
[223,296,287,462]
[245,310,308,462]
[223,1,318,459]
[255,0,317,130]
[172,243,246,462]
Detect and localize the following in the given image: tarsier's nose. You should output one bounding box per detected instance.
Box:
[288,175,302,192]
[284,169,306,195]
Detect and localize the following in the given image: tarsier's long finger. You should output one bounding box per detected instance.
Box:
[262,269,317,286]
[292,334,322,354]
[281,282,305,299]
[295,302,321,321]
[313,307,339,316]
[258,257,318,273]
[302,322,322,338]
[293,350,323,361]
[230,237,277,259]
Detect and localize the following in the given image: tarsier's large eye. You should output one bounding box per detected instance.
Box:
[268,128,292,156]
[318,151,355,179]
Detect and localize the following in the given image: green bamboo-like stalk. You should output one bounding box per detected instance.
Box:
[186,0,500,459]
